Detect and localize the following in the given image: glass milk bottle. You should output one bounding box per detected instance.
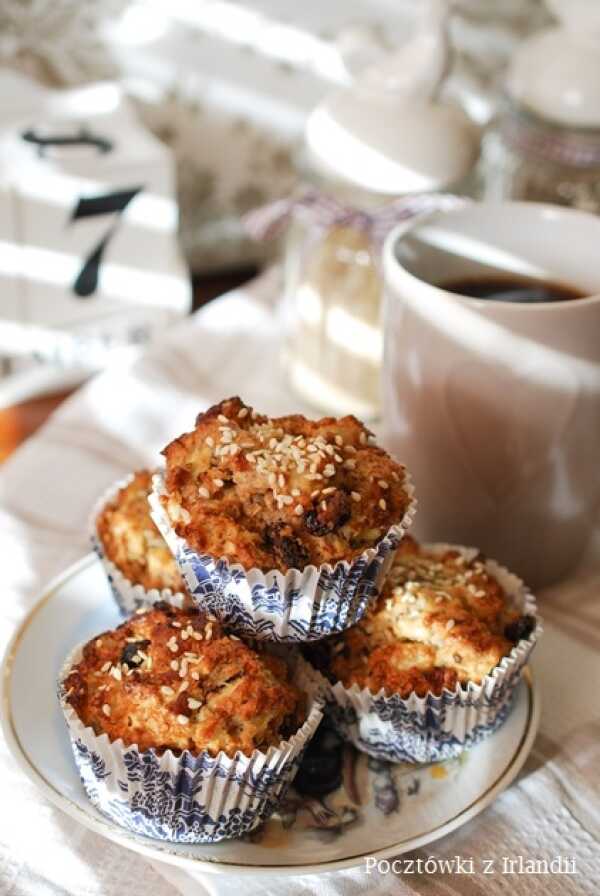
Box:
[283,74,479,420]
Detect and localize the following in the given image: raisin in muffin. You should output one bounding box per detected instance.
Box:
[62,603,306,756]
[308,537,536,698]
[160,396,411,572]
[96,470,186,594]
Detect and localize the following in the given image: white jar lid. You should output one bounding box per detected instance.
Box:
[304,89,480,197]
[506,27,600,128]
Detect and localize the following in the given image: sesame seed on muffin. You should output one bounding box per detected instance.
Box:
[96,470,186,594]
[160,397,411,572]
[306,536,536,698]
[62,603,306,756]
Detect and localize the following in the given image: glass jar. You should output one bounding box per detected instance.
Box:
[483,101,600,212]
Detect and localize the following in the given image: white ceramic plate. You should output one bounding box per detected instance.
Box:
[1,554,540,877]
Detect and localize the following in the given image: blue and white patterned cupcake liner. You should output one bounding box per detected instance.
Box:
[312,544,541,763]
[58,649,323,843]
[90,475,188,616]
[149,471,417,642]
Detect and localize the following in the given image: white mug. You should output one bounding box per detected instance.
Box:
[382,201,600,587]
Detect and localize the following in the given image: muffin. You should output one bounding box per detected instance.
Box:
[149,397,416,641]
[92,470,189,614]
[59,603,323,842]
[306,537,539,763]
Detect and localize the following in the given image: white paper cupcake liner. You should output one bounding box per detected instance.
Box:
[90,475,188,616]
[149,471,417,642]
[311,543,541,763]
[58,647,323,843]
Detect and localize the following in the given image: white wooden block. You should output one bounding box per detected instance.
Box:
[0,76,190,363]
[0,182,21,327]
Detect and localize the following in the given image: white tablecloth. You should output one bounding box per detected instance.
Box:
[1,269,600,895]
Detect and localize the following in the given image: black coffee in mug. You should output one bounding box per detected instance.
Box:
[440,276,586,303]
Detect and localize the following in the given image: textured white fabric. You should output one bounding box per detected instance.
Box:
[1,269,599,895]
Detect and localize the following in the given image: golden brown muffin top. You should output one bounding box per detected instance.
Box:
[63,604,305,756]
[161,397,410,572]
[96,470,186,594]
[306,537,535,697]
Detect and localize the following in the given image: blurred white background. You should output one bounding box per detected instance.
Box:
[1,0,550,271]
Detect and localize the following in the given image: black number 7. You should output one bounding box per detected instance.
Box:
[70,186,144,297]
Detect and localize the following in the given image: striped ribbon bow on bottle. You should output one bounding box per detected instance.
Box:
[243,188,468,247]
